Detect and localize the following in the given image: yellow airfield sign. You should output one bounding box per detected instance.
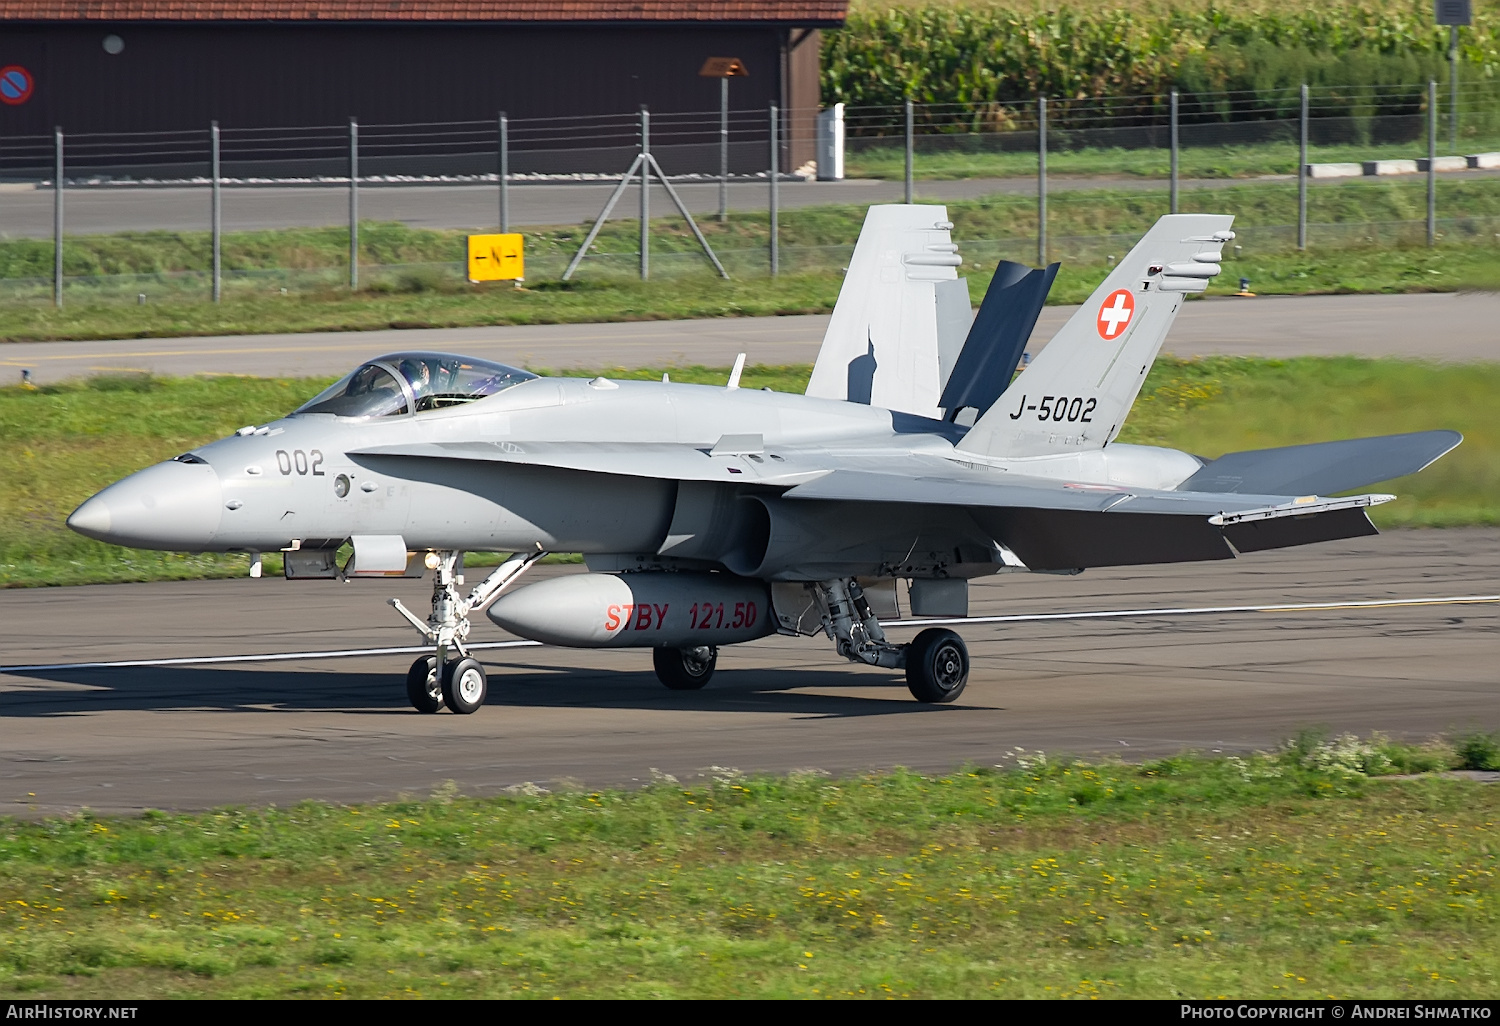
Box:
[467,233,524,282]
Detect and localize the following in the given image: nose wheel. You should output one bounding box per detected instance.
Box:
[442,657,488,714]
[406,655,444,713]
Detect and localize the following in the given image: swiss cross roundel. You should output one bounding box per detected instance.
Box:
[1096,289,1135,340]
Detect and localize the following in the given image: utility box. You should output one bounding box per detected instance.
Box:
[467,233,524,283]
[816,103,845,181]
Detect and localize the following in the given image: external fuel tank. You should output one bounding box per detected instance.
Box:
[487,572,775,648]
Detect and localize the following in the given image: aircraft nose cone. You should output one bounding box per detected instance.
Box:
[66,494,112,538]
[67,460,223,549]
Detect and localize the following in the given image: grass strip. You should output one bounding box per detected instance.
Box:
[6,179,1500,343]
[847,138,1500,182]
[0,357,1493,589]
[1,734,1496,998]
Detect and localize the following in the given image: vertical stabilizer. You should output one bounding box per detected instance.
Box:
[938,259,1059,420]
[806,205,964,419]
[956,214,1233,459]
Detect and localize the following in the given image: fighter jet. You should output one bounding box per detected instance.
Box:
[67,209,1461,714]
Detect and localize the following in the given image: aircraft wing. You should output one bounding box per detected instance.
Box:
[783,466,1387,518]
[782,467,1390,570]
[352,440,1396,571]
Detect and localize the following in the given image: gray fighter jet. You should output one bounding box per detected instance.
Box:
[68,210,1461,713]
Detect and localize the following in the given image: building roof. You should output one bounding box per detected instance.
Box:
[1,1,846,24]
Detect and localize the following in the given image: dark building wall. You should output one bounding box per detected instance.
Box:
[0,23,818,174]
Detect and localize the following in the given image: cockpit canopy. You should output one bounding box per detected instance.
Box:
[293,352,537,419]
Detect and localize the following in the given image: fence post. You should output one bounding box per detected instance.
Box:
[211,120,222,303]
[1428,80,1438,248]
[904,98,914,204]
[1298,84,1308,251]
[349,118,359,290]
[639,106,650,281]
[719,78,729,223]
[1037,96,1047,267]
[1169,88,1179,214]
[769,103,779,277]
[499,112,510,234]
[53,127,63,309]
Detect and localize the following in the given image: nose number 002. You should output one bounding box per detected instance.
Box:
[275,449,325,476]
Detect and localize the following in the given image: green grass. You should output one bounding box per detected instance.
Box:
[1,739,1496,998]
[7,178,1500,341]
[0,356,1492,589]
[848,137,1500,181]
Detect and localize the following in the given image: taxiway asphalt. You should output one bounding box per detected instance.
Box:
[3,529,1496,818]
[2,292,1497,386]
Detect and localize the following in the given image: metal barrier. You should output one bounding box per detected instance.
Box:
[5,81,1499,306]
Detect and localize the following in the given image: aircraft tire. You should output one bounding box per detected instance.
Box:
[653,645,717,690]
[406,655,444,714]
[442,657,488,714]
[905,628,969,703]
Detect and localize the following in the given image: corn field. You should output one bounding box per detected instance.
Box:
[824,1,1500,118]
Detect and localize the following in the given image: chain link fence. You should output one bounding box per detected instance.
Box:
[3,80,1498,305]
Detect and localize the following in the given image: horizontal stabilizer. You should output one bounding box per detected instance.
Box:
[1180,430,1463,495]
[939,260,1059,418]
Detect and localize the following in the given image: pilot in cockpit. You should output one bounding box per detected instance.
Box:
[399,358,432,403]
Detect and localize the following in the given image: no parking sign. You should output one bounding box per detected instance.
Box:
[0,66,34,105]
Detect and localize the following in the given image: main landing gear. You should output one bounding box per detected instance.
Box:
[813,579,970,703]
[653,645,719,690]
[389,549,546,713]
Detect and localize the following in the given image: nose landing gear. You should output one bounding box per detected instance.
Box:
[405,654,443,714]
[390,549,545,713]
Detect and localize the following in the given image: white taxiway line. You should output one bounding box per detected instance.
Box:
[1,594,1494,676]
[888,593,1500,629]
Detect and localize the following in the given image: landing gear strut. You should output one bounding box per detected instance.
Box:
[812,579,970,703]
[389,549,546,713]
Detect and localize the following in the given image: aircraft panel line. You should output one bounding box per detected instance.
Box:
[4,593,1492,675]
